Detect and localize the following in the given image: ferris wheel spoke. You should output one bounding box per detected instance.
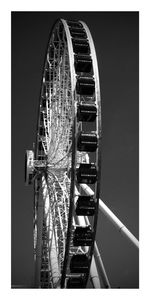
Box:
[48,46,72,163]
[46,170,70,270]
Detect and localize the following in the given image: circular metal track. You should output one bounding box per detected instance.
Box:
[31,19,101,289]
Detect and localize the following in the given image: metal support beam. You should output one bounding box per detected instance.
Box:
[99,199,139,249]
[80,184,139,249]
[84,216,111,288]
[75,185,109,288]
[94,242,111,288]
[74,200,101,288]
[90,255,101,288]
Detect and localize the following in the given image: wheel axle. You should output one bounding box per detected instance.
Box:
[25,150,47,185]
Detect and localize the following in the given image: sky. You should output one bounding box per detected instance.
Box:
[11,11,139,288]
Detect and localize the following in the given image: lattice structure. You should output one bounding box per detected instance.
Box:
[40,22,73,166]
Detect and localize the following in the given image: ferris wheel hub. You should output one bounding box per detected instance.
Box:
[25,150,35,185]
[25,150,48,185]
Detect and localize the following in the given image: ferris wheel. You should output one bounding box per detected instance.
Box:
[25,19,139,289]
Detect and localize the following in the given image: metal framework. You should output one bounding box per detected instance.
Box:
[25,18,139,289]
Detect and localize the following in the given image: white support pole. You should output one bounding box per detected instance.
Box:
[99,199,139,249]
[75,206,101,288]
[80,184,139,249]
[84,216,111,288]
[94,242,111,288]
[90,255,101,288]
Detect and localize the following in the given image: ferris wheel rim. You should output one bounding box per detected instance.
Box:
[79,20,102,271]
